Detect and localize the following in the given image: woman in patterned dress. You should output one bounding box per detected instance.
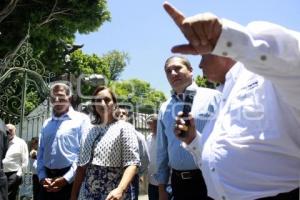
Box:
[70,86,140,200]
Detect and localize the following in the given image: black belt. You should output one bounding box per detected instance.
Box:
[257,188,299,200]
[4,171,17,176]
[45,166,71,177]
[172,169,202,180]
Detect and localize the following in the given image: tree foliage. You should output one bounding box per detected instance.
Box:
[110,79,167,114]
[0,0,134,123]
[71,50,129,81]
[0,0,111,75]
[195,75,216,89]
[71,50,130,98]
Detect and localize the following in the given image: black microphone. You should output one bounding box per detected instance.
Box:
[177,88,196,138]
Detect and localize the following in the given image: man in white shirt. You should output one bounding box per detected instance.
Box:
[163,2,300,200]
[3,124,28,200]
[0,119,8,200]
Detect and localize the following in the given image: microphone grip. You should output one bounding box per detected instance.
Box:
[177,95,193,138]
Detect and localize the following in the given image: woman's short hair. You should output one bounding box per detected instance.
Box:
[91,86,117,124]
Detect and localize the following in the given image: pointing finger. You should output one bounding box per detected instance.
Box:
[163,2,185,29]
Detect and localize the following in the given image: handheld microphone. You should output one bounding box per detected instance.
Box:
[177,88,196,138]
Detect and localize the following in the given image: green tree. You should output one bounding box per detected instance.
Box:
[195,75,216,89]
[0,0,114,122]
[110,79,166,114]
[0,0,110,75]
[71,50,130,100]
[71,50,129,81]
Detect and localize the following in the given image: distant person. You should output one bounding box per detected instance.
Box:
[0,119,8,200]
[164,2,300,199]
[37,82,90,200]
[29,137,39,200]
[70,86,140,200]
[145,114,160,200]
[116,107,150,200]
[156,55,221,200]
[3,124,28,200]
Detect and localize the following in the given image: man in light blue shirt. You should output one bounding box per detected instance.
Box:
[156,56,220,200]
[37,82,90,200]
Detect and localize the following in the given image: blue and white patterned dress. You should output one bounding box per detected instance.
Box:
[78,120,140,200]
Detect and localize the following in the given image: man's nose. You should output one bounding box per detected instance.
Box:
[99,99,106,105]
[53,96,59,102]
[171,69,177,75]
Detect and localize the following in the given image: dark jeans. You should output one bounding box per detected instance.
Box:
[39,166,72,200]
[32,174,40,200]
[171,169,212,200]
[5,172,21,200]
[130,174,139,200]
[148,184,158,200]
[0,170,8,200]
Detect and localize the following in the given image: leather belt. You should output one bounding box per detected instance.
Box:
[172,169,201,180]
[45,166,71,177]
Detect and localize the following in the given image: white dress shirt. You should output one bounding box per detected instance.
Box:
[183,19,300,200]
[3,136,29,176]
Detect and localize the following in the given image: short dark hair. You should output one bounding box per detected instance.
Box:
[50,82,72,97]
[164,55,192,71]
[91,86,117,124]
[31,137,39,144]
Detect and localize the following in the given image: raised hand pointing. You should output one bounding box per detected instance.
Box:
[163,1,222,55]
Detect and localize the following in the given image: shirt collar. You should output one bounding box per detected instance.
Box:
[171,82,198,101]
[225,62,244,83]
[51,106,75,121]
[218,62,244,92]
[9,136,18,144]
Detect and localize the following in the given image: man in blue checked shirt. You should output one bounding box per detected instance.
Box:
[155,55,221,200]
[37,82,90,200]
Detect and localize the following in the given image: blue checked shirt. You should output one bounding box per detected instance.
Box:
[155,82,221,184]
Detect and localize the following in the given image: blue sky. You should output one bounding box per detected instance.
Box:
[76,0,300,97]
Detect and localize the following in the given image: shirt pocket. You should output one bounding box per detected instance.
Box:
[226,88,265,137]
